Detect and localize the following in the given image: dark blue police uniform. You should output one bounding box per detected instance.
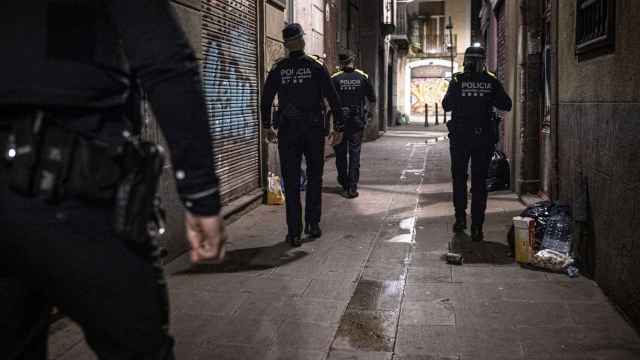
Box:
[0,1,221,358]
[443,69,512,235]
[331,68,376,196]
[261,26,343,244]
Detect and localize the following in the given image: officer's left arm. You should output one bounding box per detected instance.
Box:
[318,66,344,131]
[493,79,512,112]
[108,0,220,216]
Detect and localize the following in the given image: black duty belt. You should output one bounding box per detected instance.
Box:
[1,109,166,244]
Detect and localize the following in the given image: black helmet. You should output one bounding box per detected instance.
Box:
[338,50,355,66]
[282,23,305,42]
[463,46,486,74]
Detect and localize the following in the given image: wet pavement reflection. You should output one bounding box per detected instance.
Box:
[330,141,430,354]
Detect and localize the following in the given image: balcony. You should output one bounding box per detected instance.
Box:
[420,34,457,56]
[389,3,410,48]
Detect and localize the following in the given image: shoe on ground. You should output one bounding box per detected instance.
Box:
[347,189,359,199]
[452,217,467,233]
[286,234,302,247]
[471,224,484,242]
[304,223,322,238]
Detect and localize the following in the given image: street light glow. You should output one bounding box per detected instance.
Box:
[473,42,482,47]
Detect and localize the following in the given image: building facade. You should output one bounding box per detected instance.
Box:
[392,0,472,124]
[144,0,263,261]
[480,0,640,328]
[146,0,396,261]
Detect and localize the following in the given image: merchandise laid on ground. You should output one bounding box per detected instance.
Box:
[49,129,640,360]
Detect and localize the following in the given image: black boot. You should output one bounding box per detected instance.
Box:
[471,224,484,242]
[452,215,467,233]
[286,234,302,247]
[304,223,322,238]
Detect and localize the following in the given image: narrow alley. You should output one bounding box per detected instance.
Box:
[49,127,640,359]
[3,1,640,359]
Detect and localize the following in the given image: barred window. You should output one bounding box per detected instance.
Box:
[268,0,286,10]
[575,0,615,59]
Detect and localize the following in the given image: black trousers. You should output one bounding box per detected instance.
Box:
[449,135,493,226]
[334,127,364,192]
[0,138,174,359]
[278,119,325,236]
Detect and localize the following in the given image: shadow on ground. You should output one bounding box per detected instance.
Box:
[174,241,310,275]
[448,232,514,265]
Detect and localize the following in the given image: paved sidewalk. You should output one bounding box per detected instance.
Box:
[50,130,640,359]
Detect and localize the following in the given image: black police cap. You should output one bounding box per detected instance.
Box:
[283,23,305,42]
[338,51,355,64]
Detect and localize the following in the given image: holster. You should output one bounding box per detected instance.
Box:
[2,111,166,244]
[113,141,166,244]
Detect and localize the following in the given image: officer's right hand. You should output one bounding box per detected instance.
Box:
[185,213,228,263]
[330,131,344,146]
[265,128,278,143]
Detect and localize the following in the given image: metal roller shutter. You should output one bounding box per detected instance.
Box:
[201,0,260,203]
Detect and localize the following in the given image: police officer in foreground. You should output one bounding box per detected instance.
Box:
[0,2,227,358]
[261,23,344,247]
[331,51,377,198]
[442,46,512,241]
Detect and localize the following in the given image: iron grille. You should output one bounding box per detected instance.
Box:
[575,0,615,57]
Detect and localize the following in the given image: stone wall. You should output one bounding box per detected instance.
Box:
[358,0,383,140]
[557,0,640,326]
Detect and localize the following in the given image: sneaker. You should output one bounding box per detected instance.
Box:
[471,224,484,242]
[347,189,359,198]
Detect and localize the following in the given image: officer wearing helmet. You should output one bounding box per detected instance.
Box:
[442,46,512,241]
[331,51,376,198]
[261,23,344,246]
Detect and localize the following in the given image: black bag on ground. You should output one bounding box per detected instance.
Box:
[486,150,510,192]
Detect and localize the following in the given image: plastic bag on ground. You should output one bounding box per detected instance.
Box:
[266,172,285,205]
[486,150,510,192]
[541,206,573,255]
[531,249,578,277]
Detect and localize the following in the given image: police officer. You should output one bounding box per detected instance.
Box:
[331,51,376,198]
[0,2,227,359]
[261,23,344,247]
[442,46,512,241]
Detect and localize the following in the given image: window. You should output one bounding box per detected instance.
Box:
[268,0,286,10]
[575,0,615,59]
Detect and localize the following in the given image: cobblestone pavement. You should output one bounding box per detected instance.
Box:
[50,130,640,359]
